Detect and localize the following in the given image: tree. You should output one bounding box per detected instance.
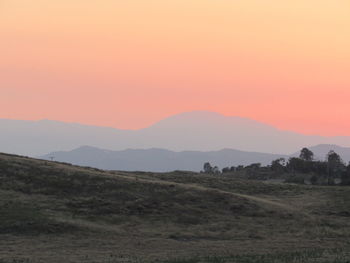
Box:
[327,150,342,164]
[327,150,344,185]
[310,174,318,185]
[287,157,305,174]
[340,162,350,185]
[245,163,261,178]
[222,167,230,173]
[287,157,316,174]
[313,161,328,176]
[271,158,286,173]
[222,166,237,173]
[300,148,314,161]
[246,163,261,170]
[203,162,213,174]
[212,166,221,175]
[236,165,244,171]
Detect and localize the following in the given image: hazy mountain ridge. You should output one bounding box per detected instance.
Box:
[1,111,350,157]
[41,146,289,172]
[41,144,350,172]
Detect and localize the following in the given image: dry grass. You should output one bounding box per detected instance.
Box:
[0,153,349,262]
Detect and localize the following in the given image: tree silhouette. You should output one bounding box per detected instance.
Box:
[203,162,213,174]
[271,158,285,173]
[299,148,314,161]
[342,163,350,185]
[327,150,344,185]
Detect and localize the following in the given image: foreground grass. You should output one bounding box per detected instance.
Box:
[0,152,349,262]
[2,249,349,263]
[159,250,350,263]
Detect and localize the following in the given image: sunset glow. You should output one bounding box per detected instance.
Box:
[1,0,350,135]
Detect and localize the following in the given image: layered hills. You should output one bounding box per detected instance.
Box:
[1,111,350,157]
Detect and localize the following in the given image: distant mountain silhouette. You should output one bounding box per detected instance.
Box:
[40,146,289,172]
[41,144,350,172]
[1,111,350,156]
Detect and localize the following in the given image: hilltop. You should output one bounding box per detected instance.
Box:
[0,152,350,262]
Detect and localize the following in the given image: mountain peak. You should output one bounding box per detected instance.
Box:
[1,112,350,157]
[148,111,277,132]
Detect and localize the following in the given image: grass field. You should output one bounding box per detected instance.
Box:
[0,153,349,262]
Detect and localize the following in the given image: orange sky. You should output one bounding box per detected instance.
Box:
[1,0,350,135]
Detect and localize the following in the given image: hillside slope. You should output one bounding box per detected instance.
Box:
[0,153,349,262]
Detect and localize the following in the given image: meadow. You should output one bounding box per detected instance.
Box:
[0,153,349,262]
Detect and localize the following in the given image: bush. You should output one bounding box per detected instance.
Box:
[284,175,305,184]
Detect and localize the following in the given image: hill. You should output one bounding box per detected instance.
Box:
[0,152,350,262]
[2,111,350,156]
[40,146,288,172]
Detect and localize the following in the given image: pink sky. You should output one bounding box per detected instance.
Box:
[1,1,350,135]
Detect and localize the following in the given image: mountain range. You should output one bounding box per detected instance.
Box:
[40,144,350,172]
[41,146,288,172]
[1,111,350,157]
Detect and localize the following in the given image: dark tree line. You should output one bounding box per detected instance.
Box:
[282,148,348,185]
[202,147,350,185]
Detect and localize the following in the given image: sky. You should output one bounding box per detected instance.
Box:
[1,0,350,135]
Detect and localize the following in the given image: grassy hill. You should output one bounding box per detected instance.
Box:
[0,153,349,262]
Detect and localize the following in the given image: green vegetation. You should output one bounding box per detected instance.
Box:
[0,152,349,262]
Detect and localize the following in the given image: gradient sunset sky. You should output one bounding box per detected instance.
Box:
[1,1,349,135]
